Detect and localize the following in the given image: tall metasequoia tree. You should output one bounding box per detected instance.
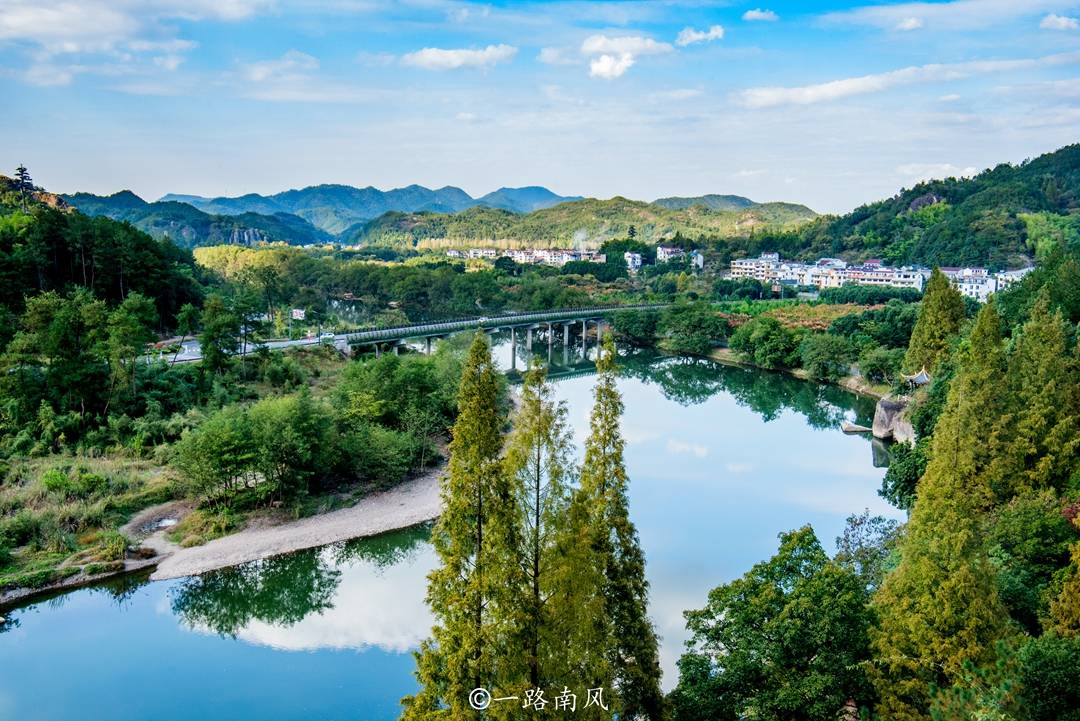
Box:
[903,268,966,374]
[871,303,1012,721]
[569,338,665,720]
[501,362,574,691]
[402,332,512,721]
[987,293,1080,500]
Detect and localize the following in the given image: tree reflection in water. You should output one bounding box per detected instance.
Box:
[169,524,433,639]
[616,349,878,432]
[170,548,341,638]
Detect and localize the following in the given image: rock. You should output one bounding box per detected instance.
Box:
[841,422,873,434]
[873,395,916,444]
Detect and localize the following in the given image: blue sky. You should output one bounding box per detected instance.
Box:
[2,0,1080,213]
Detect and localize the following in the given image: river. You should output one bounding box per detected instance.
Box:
[0,340,901,721]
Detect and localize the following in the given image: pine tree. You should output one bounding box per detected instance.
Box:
[14,164,33,211]
[990,293,1080,499]
[871,304,1012,720]
[501,362,574,690]
[904,268,966,373]
[403,332,510,721]
[1049,539,1080,636]
[572,337,665,720]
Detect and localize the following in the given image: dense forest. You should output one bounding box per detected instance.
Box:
[741,143,1080,269]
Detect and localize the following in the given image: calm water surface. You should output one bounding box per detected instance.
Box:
[0,340,901,721]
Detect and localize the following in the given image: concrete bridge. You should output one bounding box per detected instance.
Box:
[347,304,667,365]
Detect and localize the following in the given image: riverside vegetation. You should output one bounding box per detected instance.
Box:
[2,144,1080,721]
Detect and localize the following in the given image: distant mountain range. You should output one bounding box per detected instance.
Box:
[62,183,817,249]
[158,184,584,236]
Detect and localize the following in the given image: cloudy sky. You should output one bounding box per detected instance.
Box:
[2,0,1080,213]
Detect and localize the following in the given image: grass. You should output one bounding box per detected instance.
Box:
[0,456,175,591]
[166,508,242,548]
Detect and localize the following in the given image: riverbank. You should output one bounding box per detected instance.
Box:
[703,346,890,400]
[0,465,444,607]
[151,465,443,580]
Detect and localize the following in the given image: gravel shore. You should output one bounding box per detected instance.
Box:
[150,467,443,581]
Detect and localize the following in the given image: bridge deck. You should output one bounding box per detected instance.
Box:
[342,304,666,344]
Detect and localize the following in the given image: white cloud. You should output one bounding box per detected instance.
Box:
[590,53,635,79]
[581,34,673,56]
[666,439,709,458]
[0,1,264,52]
[897,17,924,30]
[401,44,517,70]
[22,63,75,86]
[1041,13,1080,30]
[897,163,978,183]
[743,9,779,22]
[152,54,185,70]
[675,25,725,47]
[823,0,1078,31]
[244,50,319,82]
[939,93,962,101]
[736,50,1080,108]
[581,34,672,79]
[651,88,704,101]
[537,47,576,66]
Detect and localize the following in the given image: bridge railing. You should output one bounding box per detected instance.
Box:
[341,303,668,344]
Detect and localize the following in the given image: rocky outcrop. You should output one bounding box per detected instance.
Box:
[873,395,915,444]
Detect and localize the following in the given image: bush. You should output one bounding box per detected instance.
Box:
[613,309,660,346]
[878,439,928,511]
[345,423,417,489]
[659,302,729,355]
[1018,634,1080,721]
[799,333,851,381]
[859,347,905,384]
[729,316,799,369]
[94,530,129,562]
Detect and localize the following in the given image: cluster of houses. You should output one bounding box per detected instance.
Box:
[729,252,1033,301]
[446,247,607,266]
[447,245,704,272]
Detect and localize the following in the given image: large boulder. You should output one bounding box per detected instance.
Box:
[873,395,915,444]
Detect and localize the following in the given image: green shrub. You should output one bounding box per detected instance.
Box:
[94,530,129,561]
[729,316,799,369]
[40,468,74,496]
[799,333,851,382]
[859,347,905,385]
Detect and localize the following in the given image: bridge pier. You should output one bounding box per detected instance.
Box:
[510,327,517,371]
[546,322,553,365]
[526,326,533,353]
[425,336,432,355]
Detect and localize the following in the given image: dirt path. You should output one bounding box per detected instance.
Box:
[150,467,444,581]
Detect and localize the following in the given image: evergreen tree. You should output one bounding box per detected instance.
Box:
[571,338,664,720]
[989,293,1080,499]
[502,362,574,689]
[198,294,240,376]
[903,268,965,373]
[14,164,32,211]
[870,304,1012,720]
[403,332,510,721]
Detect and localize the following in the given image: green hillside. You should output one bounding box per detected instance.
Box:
[347,196,818,248]
[653,194,756,211]
[754,143,1080,269]
[62,191,331,248]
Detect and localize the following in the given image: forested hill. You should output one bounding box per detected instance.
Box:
[346,196,818,248]
[752,143,1080,269]
[63,190,332,248]
[0,175,201,329]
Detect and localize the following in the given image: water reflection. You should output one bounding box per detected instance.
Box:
[170,525,435,653]
[0,344,896,721]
